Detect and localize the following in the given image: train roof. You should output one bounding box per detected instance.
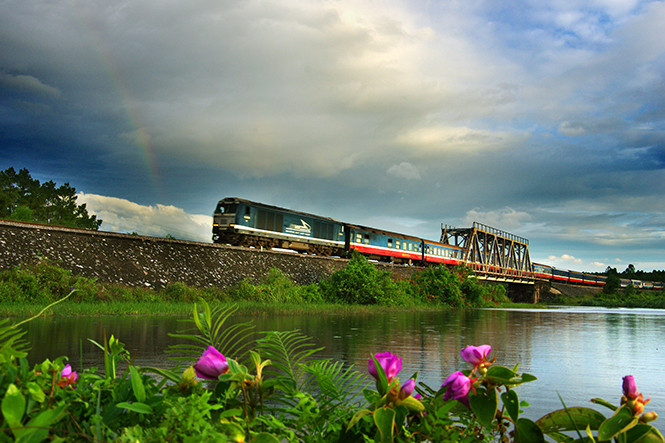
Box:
[218,197,343,224]
[345,223,423,241]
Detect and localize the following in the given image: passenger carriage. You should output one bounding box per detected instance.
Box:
[423,240,465,266]
[345,224,423,264]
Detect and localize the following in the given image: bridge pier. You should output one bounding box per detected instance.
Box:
[506,280,550,304]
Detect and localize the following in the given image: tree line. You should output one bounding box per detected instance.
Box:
[0,167,101,230]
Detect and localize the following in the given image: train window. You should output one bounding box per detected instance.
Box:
[408,243,413,251]
[356,233,362,243]
[245,207,250,216]
[219,203,239,214]
[364,234,370,245]
[403,242,407,250]
[395,240,401,249]
[388,239,393,248]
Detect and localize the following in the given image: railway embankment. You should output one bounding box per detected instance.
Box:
[0,220,417,290]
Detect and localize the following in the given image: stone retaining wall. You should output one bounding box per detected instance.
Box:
[0,220,417,289]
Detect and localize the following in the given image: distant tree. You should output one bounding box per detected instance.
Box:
[603,267,620,294]
[0,167,102,230]
[622,264,636,278]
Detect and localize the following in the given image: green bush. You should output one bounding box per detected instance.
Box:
[0,259,507,309]
[408,265,466,306]
[163,282,199,302]
[319,253,402,305]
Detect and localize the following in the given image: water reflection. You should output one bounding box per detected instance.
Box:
[19,307,665,432]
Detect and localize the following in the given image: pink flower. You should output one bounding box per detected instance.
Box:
[623,375,639,400]
[399,379,416,400]
[194,346,229,380]
[460,345,492,366]
[58,364,78,388]
[621,375,651,416]
[443,371,472,407]
[368,352,402,382]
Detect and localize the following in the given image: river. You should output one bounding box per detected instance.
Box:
[18,306,665,431]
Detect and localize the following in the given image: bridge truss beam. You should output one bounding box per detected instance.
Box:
[440,222,534,284]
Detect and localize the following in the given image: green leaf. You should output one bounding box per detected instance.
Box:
[26,382,45,403]
[515,418,546,443]
[374,407,396,443]
[18,403,66,443]
[536,407,607,434]
[485,365,537,386]
[501,389,520,422]
[2,384,26,439]
[129,366,146,403]
[219,408,243,418]
[138,366,183,384]
[347,408,373,431]
[591,398,618,412]
[116,402,153,414]
[252,433,282,443]
[469,388,498,430]
[598,405,639,441]
[625,424,665,443]
[400,396,425,413]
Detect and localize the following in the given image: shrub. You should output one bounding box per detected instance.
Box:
[163,282,199,302]
[319,253,401,305]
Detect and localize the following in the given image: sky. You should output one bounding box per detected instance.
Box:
[1,0,665,273]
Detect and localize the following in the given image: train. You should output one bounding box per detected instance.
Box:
[212,197,466,266]
[212,197,657,288]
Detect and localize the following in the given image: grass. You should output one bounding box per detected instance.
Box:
[0,301,195,317]
[0,299,465,318]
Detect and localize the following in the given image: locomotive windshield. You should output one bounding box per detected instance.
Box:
[216,202,239,214]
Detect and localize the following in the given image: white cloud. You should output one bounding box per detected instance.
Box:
[77,193,212,243]
[547,254,584,265]
[387,162,421,180]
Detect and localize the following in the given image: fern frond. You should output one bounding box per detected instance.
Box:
[166,301,255,363]
[257,330,323,384]
[301,359,368,407]
[0,318,30,363]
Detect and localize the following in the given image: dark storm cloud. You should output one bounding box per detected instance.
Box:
[1,0,665,271]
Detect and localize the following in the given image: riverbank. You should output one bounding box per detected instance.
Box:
[0,299,544,318]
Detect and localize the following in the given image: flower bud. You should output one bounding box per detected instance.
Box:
[399,379,415,400]
[194,346,229,380]
[641,411,658,423]
[623,375,639,400]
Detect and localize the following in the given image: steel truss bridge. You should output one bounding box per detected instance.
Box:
[440,222,534,284]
